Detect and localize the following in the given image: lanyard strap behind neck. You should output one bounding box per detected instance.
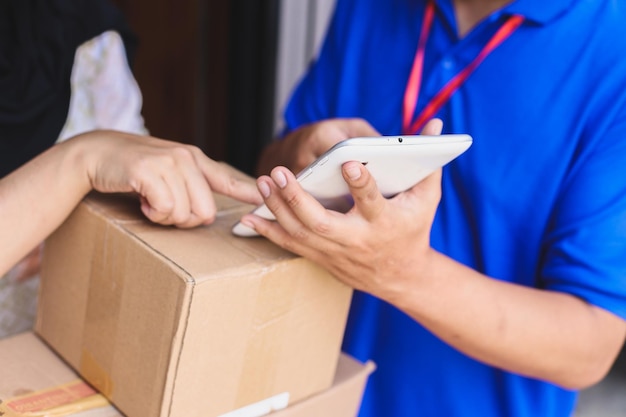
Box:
[402,2,525,134]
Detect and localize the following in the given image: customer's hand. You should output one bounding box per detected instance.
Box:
[71,131,262,228]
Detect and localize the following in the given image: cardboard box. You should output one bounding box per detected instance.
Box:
[35,192,353,417]
[272,353,375,417]
[0,332,374,417]
[0,332,122,417]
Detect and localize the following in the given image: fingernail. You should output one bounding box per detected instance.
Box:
[258,181,271,198]
[345,164,361,181]
[273,170,288,188]
[241,218,256,230]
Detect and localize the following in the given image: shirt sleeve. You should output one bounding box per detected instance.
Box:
[541,101,626,319]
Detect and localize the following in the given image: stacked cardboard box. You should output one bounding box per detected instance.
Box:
[0,332,374,417]
[0,332,122,417]
[34,189,372,417]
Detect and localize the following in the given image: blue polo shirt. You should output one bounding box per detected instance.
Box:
[282,0,626,416]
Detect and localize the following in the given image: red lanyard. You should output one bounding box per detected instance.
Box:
[402,2,524,134]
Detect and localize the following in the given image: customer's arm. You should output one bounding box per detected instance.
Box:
[0,130,261,277]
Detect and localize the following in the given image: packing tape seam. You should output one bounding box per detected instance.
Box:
[80,220,117,399]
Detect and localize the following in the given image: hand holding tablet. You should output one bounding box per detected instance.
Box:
[232,134,472,237]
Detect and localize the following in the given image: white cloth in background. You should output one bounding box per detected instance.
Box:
[59,30,148,141]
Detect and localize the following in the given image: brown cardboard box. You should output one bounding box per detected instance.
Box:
[0,332,123,417]
[35,192,353,417]
[0,332,373,417]
[272,353,375,417]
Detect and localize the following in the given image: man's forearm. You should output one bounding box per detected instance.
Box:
[394,250,626,390]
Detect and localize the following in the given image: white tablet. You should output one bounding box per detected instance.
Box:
[232,134,473,237]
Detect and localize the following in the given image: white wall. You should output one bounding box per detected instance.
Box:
[274,0,335,135]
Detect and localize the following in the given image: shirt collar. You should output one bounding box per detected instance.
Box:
[504,0,577,25]
[433,0,577,26]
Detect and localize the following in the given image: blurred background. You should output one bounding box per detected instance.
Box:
[110,0,334,176]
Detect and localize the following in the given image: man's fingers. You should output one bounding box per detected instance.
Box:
[265,167,338,239]
[339,118,381,139]
[311,118,382,161]
[342,161,386,221]
[420,118,443,136]
[341,118,443,222]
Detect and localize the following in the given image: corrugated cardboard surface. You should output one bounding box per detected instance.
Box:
[36,192,353,417]
[273,354,375,417]
[0,332,123,417]
[0,332,373,417]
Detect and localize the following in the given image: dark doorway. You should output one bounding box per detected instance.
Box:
[111,0,279,175]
